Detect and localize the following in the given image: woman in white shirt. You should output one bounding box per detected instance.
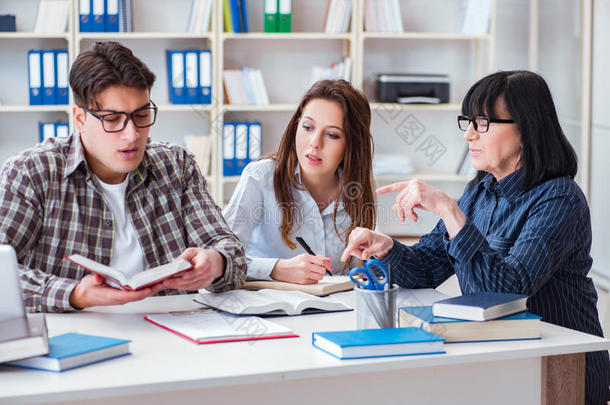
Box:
[223,79,375,284]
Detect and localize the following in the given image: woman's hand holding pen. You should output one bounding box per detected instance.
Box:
[271,254,333,285]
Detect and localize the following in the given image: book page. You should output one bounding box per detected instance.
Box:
[257,289,350,314]
[195,290,288,314]
[128,259,192,289]
[67,254,127,286]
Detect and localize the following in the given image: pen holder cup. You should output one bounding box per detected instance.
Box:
[355,285,398,329]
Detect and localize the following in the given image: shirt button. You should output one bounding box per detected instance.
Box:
[104,220,112,227]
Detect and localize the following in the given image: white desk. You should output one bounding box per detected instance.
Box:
[0,289,608,405]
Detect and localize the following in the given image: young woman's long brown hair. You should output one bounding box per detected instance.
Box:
[269,79,375,269]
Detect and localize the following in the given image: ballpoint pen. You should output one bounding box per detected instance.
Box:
[295,236,333,277]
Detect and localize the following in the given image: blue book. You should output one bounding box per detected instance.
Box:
[432,292,528,321]
[79,0,92,32]
[312,327,445,359]
[54,50,69,105]
[166,50,185,104]
[41,50,56,105]
[229,0,242,32]
[400,306,541,343]
[197,50,212,104]
[7,333,130,372]
[105,0,119,32]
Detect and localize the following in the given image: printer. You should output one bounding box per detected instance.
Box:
[376,73,450,104]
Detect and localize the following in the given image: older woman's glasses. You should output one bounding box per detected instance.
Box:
[81,101,158,133]
[457,115,515,133]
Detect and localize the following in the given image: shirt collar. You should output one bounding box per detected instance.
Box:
[294,164,346,214]
[479,169,525,202]
[63,132,157,183]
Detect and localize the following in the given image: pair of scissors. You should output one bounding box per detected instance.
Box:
[348,259,390,290]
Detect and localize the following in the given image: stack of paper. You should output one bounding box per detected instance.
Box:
[310,57,352,85]
[363,0,404,33]
[186,0,213,33]
[34,0,70,33]
[324,0,353,33]
[223,68,270,106]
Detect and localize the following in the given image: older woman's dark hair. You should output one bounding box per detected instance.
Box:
[462,70,577,188]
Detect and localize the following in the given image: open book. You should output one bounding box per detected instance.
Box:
[243,275,354,296]
[65,254,192,291]
[194,289,352,316]
[145,311,298,344]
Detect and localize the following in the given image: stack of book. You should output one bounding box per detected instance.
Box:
[79,0,132,33]
[323,0,353,33]
[363,0,404,33]
[223,68,269,106]
[399,292,541,343]
[186,0,213,33]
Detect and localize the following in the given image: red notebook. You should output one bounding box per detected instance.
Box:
[144,311,298,344]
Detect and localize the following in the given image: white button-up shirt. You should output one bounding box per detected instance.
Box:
[223,159,352,280]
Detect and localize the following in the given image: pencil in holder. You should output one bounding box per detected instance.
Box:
[354,284,398,329]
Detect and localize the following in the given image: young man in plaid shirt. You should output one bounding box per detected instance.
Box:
[0,41,246,312]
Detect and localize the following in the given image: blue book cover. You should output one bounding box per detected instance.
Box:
[432,292,527,321]
[402,306,541,324]
[7,333,130,372]
[312,327,445,359]
[400,306,541,343]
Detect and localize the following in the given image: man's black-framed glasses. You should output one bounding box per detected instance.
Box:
[457,115,515,133]
[82,101,158,133]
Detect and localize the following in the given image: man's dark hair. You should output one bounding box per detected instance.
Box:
[69,41,156,109]
[462,70,578,188]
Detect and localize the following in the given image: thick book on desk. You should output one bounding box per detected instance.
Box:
[145,311,298,344]
[432,292,528,321]
[65,254,192,291]
[0,314,49,364]
[243,275,354,296]
[312,327,445,359]
[194,289,352,316]
[6,333,130,372]
[400,306,541,343]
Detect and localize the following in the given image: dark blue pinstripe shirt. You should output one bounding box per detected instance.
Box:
[383,170,609,405]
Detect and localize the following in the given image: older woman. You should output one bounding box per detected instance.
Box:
[341,71,609,405]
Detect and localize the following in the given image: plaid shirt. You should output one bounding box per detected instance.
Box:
[0,134,246,312]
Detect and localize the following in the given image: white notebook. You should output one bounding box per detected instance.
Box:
[145,311,297,344]
[194,289,352,316]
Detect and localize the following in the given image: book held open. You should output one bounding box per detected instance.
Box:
[65,254,192,291]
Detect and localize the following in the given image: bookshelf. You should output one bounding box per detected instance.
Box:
[0,0,590,237]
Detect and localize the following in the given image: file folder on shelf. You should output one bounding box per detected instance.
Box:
[223,0,233,32]
[28,50,43,106]
[247,122,262,163]
[229,0,242,33]
[278,0,291,32]
[79,0,92,32]
[198,50,212,104]
[239,0,249,32]
[56,122,69,138]
[55,50,69,105]
[235,123,248,174]
[167,50,185,104]
[42,51,56,105]
[105,0,119,32]
[185,50,199,104]
[92,0,105,32]
[223,123,236,176]
[264,0,278,32]
[39,122,55,142]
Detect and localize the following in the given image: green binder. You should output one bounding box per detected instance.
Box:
[278,0,291,33]
[264,0,278,33]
